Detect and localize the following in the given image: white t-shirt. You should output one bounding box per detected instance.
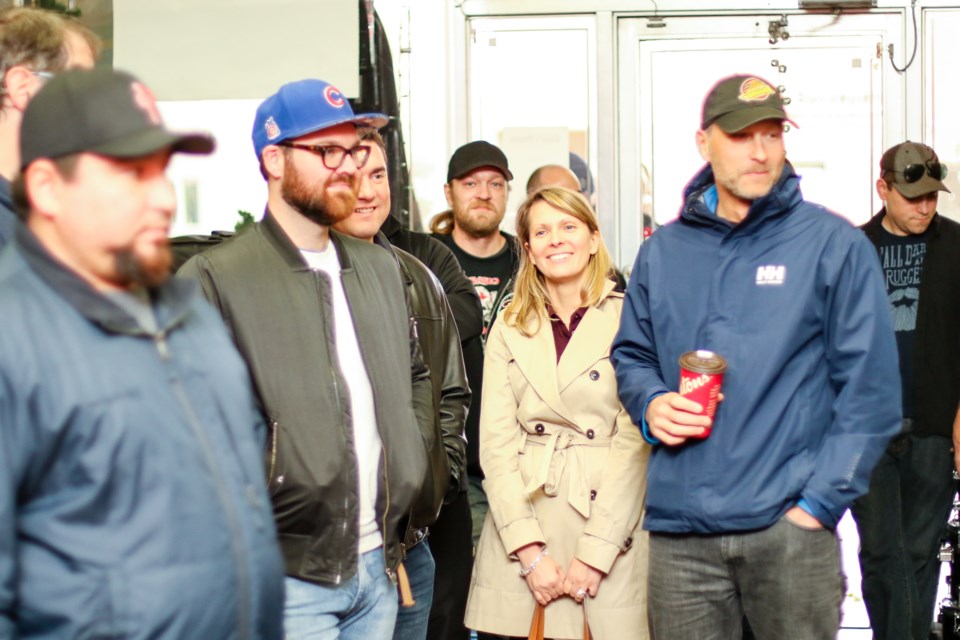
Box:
[301,243,383,554]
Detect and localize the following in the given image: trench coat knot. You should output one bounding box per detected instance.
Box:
[523,429,592,518]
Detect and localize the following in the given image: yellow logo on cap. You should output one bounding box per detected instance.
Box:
[738,78,776,102]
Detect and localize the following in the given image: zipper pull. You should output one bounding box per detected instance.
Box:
[154,332,171,360]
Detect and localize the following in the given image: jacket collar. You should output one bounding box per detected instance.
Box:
[259,207,356,273]
[681,161,804,235]
[504,279,621,425]
[380,214,403,241]
[862,207,942,241]
[374,230,413,286]
[14,223,195,336]
[556,279,620,393]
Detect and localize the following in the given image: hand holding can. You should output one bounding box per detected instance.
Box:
[678,350,727,438]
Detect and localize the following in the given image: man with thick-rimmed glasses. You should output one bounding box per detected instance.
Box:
[0,7,99,246]
[852,141,960,640]
[179,79,432,639]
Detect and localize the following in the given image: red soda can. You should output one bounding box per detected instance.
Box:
[678,350,728,439]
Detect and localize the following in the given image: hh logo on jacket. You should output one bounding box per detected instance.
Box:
[756,265,786,286]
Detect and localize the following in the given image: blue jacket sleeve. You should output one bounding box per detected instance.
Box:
[800,234,901,528]
[611,241,670,444]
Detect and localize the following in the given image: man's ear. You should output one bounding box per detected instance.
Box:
[695,129,711,163]
[24,159,65,221]
[3,65,40,113]
[876,178,889,202]
[444,182,453,208]
[261,146,285,181]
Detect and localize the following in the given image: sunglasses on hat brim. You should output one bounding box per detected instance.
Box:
[893,161,948,184]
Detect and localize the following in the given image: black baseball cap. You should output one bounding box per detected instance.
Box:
[446,140,513,182]
[880,141,950,199]
[20,68,214,170]
[701,74,797,133]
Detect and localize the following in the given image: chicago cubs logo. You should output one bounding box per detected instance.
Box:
[738,78,776,103]
[130,82,162,125]
[323,85,345,108]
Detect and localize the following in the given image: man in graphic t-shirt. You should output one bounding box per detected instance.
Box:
[429,142,520,598]
[852,141,960,640]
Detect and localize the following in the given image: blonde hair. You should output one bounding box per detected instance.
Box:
[503,186,613,337]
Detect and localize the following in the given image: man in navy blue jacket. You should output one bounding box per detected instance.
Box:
[0,68,284,639]
[612,74,901,639]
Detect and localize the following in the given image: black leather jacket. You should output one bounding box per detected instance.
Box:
[376,234,469,541]
[381,216,482,345]
[179,211,431,585]
[381,217,486,478]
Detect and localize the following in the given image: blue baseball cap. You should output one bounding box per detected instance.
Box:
[252,79,388,160]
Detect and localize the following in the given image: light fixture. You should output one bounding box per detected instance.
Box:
[799,0,876,8]
[647,0,666,28]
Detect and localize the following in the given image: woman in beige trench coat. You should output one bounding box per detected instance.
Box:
[464,187,650,639]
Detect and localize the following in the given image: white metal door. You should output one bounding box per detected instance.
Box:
[467,16,600,239]
[616,13,907,631]
[617,12,902,269]
[925,8,960,221]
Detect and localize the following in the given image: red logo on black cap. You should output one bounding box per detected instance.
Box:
[130,82,162,125]
[323,85,345,108]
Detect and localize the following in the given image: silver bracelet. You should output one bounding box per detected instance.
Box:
[518,546,549,577]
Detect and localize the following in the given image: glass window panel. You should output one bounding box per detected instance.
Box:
[467,17,599,239]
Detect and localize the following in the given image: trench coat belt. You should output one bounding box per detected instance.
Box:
[521,429,613,518]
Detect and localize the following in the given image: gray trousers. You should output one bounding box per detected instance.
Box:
[648,516,844,639]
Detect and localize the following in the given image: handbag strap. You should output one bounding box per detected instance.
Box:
[527,602,545,640]
[527,601,593,640]
[583,601,593,640]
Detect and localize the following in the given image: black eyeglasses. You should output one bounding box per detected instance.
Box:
[896,161,948,184]
[276,142,371,170]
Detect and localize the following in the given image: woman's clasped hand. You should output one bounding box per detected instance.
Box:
[517,544,604,606]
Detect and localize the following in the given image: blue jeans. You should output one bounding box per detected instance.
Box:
[851,432,954,640]
[392,539,435,640]
[648,516,843,639]
[284,547,398,640]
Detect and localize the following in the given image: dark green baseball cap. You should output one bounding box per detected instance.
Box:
[701,74,797,133]
[880,141,950,199]
[20,68,214,170]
